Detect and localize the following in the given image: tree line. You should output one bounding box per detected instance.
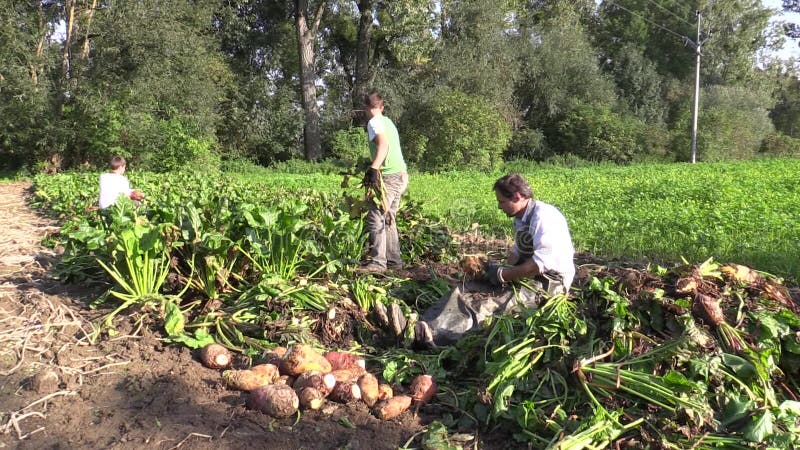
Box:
[2,0,800,173]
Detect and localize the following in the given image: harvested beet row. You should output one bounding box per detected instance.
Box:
[357,373,380,407]
[223,366,277,391]
[328,381,362,403]
[262,346,288,366]
[298,387,327,410]
[293,370,336,395]
[409,374,437,405]
[377,384,393,401]
[325,351,366,371]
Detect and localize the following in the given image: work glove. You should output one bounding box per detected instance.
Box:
[363,167,380,188]
[485,263,505,286]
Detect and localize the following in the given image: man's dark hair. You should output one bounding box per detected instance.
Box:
[494,174,533,199]
[110,156,126,170]
[364,91,384,109]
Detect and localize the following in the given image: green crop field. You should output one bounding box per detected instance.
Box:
[236,158,800,281]
[28,158,800,280]
[24,157,800,448]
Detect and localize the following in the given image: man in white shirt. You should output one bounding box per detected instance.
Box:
[486,173,575,292]
[381,173,575,347]
[98,156,144,209]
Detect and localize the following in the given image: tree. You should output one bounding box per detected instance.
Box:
[598,0,776,84]
[69,0,233,170]
[294,0,327,161]
[701,0,775,84]
[769,63,800,137]
[409,89,511,171]
[516,1,617,151]
[608,43,667,123]
[353,0,375,117]
[671,84,775,161]
[434,0,520,110]
[214,1,304,163]
[0,1,57,169]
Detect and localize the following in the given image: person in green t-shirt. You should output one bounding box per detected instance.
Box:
[358,91,409,274]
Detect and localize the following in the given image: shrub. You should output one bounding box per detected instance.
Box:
[671,85,774,162]
[406,89,511,172]
[267,159,347,175]
[399,129,429,167]
[556,104,644,164]
[136,117,220,173]
[221,157,266,174]
[505,128,549,161]
[330,127,368,166]
[760,132,800,157]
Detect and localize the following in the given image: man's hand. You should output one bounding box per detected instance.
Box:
[485,263,506,286]
[130,190,145,201]
[363,167,380,188]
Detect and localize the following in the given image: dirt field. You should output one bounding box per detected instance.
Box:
[0,182,522,450]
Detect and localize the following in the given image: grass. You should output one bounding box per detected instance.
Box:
[0,170,29,182]
[28,158,800,281]
[231,158,800,281]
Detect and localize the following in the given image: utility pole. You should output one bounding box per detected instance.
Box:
[689,11,706,164]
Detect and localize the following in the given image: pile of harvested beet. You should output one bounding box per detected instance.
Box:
[199,343,436,420]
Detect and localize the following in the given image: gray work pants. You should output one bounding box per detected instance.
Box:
[365,172,408,268]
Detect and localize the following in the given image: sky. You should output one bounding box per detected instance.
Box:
[763,0,800,61]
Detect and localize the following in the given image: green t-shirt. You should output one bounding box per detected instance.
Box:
[368,115,407,174]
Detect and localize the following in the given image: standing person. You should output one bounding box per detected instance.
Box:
[98,155,144,209]
[358,91,409,274]
[404,173,575,347]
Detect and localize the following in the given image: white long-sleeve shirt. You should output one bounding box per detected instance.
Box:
[512,200,576,290]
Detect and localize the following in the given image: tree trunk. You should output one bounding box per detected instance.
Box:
[30,0,47,85]
[56,0,76,118]
[81,0,98,60]
[353,0,375,124]
[294,0,326,162]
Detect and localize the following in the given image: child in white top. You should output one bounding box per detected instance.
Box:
[98,156,144,209]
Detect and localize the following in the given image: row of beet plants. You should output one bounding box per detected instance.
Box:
[31,171,450,354]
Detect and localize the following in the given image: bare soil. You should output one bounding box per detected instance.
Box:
[0,182,520,450]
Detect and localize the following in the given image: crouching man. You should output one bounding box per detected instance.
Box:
[382,173,575,347]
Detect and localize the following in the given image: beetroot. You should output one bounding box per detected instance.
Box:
[247,384,299,418]
[199,343,232,369]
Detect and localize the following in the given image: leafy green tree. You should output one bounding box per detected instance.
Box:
[408,89,510,171]
[607,43,667,123]
[434,0,520,109]
[769,63,800,137]
[516,1,617,153]
[214,1,303,164]
[294,0,327,161]
[671,85,775,161]
[70,0,232,170]
[556,103,646,164]
[0,1,57,169]
[597,0,776,84]
[597,0,694,80]
[702,0,775,84]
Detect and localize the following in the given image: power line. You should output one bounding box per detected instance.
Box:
[605,0,690,43]
[643,0,693,27]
